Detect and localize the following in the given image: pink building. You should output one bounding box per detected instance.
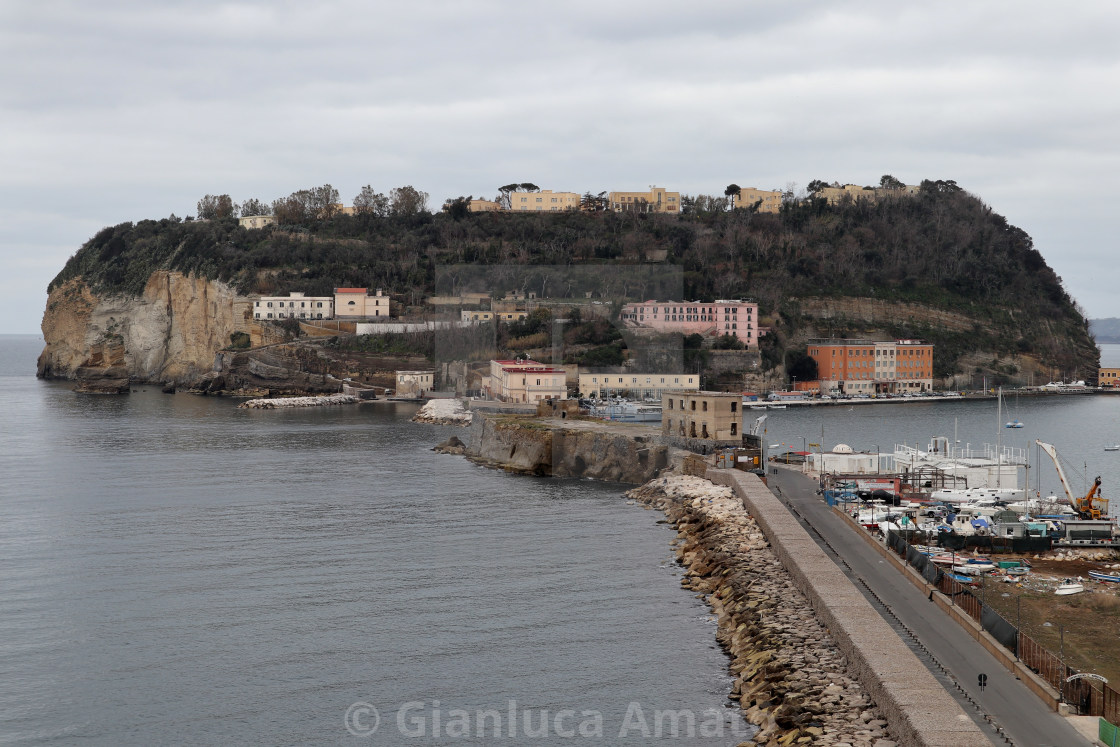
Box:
[620,300,761,346]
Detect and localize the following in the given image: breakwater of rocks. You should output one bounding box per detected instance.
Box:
[238,393,360,409]
[629,475,896,747]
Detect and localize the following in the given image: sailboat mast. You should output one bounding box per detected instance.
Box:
[996,387,1002,489]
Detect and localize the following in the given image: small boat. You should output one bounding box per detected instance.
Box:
[1005,420,1024,429]
[1089,571,1120,583]
[947,572,979,586]
[1005,566,1029,577]
[1105,445,1120,452]
[1055,579,1085,596]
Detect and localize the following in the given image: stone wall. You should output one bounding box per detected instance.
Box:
[706,468,990,746]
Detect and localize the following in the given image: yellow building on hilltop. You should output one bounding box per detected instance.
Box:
[734,187,783,213]
[816,184,920,205]
[609,186,680,213]
[469,198,499,212]
[509,190,581,212]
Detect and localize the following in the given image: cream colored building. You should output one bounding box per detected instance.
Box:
[334,288,393,318]
[469,198,500,212]
[487,359,567,402]
[395,370,436,397]
[461,310,529,323]
[608,187,680,213]
[661,391,743,443]
[734,187,783,213]
[253,292,333,320]
[579,372,699,400]
[239,215,276,229]
[509,190,581,212]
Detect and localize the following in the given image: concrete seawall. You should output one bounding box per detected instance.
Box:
[706,468,990,747]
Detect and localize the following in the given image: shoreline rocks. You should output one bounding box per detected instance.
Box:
[238,394,360,409]
[629,475,896,747]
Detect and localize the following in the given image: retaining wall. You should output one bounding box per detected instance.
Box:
[707,468,991,747]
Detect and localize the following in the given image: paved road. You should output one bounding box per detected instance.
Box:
[766,467,1091,747]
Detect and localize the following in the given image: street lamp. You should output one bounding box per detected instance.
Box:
[799,436,807,473]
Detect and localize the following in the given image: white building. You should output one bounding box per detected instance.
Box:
[486,359,567,402]
[254,292,333,320]
[396,370,436,398]
[239,215,276,229]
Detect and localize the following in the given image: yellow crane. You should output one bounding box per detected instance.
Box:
[1035,440,1109,520]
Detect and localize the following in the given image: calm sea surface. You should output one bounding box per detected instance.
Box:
[3,336,1119,745]
[0,335,745,746]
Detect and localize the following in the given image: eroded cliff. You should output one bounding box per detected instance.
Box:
[39,271,240,385]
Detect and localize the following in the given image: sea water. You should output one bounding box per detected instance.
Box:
[0,335,747,745]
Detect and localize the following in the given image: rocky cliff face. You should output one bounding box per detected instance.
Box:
[39,271,239,385]
[463,414,670,484]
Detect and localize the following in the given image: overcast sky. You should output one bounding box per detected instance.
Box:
[3,1,1118,335]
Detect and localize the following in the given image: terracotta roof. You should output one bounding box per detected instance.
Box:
[334,287,368,294]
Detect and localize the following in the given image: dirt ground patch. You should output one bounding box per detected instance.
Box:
[977,556,1120,684]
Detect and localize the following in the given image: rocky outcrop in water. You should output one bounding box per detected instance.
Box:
[39,272,240,386]
[629,475,895,747]
[462,414,669,483]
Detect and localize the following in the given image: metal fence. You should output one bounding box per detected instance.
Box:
[883,528,1116,717]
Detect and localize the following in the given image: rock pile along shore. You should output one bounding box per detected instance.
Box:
[628,475,897,747]
[238,394,360,409]
[411,398,473,425]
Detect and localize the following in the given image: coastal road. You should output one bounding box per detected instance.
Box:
[766,467,1092,747]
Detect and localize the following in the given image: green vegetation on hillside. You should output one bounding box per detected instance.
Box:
[49,184,1099,379]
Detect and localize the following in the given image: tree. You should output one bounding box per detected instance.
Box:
[238,198,270,217]
[879,174,905,190]
[197,194,236,220]
[442,196,472,220]
[498,183,520,209]
[271,194,309,224]
[785,350,818,382]
[354,185,390,216]
[389,185,429,216]
[724,184,741,210]
[309,184,340,219]
[518,183,540,192]
[580,191,608,211]
[920,179,963,194]
[806,180,829,195]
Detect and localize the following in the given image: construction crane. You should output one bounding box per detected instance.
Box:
[1035,440,1109,519]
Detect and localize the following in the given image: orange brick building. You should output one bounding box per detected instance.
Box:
[807,339,933,395]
